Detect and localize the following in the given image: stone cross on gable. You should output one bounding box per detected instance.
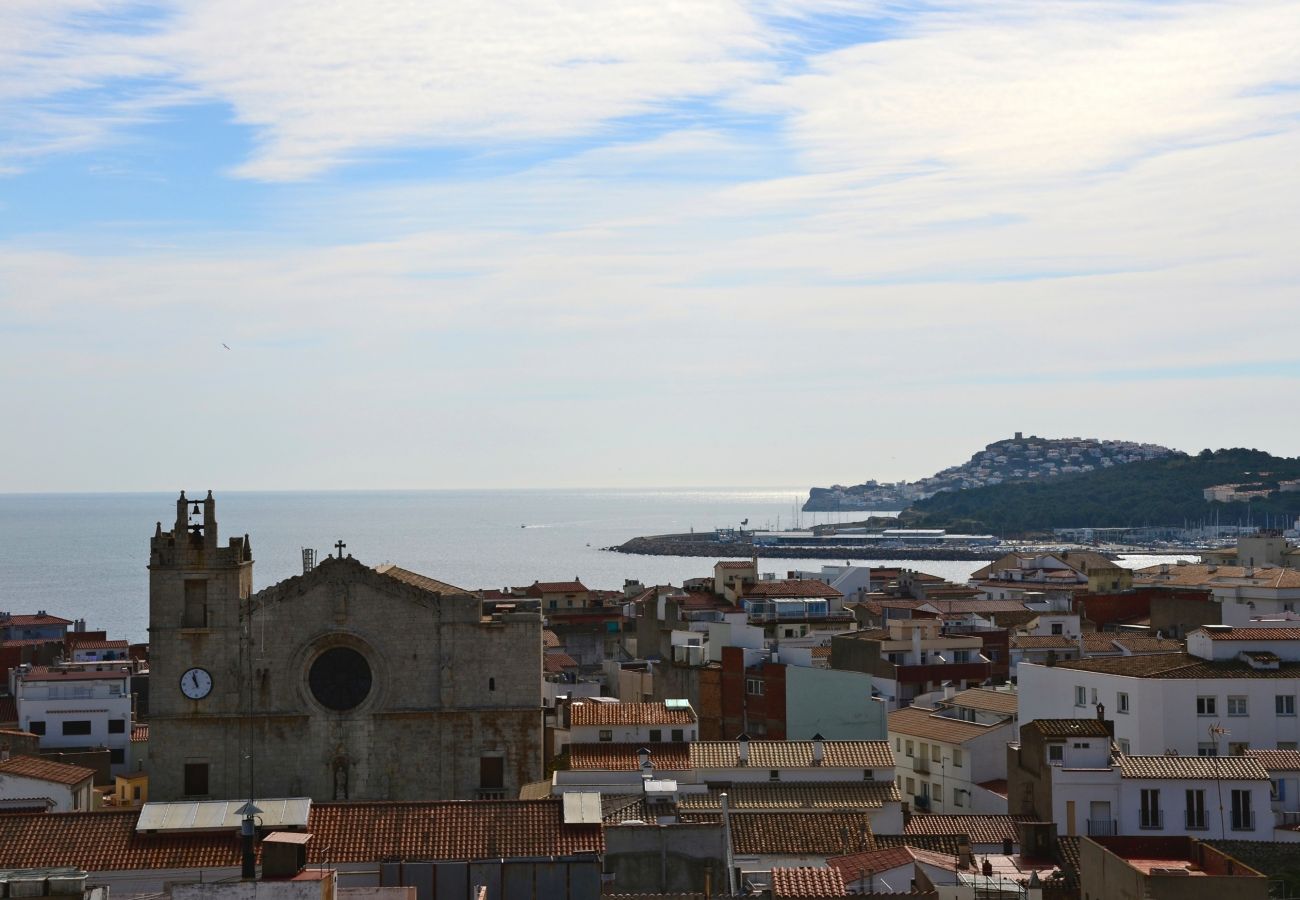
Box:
[335,540,347,559]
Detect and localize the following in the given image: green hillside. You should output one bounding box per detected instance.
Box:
[905,448,1300,535]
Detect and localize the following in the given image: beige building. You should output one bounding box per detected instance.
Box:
[148,492,542,803]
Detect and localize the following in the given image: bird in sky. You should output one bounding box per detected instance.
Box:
[221,343,231,350]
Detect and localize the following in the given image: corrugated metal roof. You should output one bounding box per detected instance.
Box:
[136,798,311,833]
[561,792,603,825]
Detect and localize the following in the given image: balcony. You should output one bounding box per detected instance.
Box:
[1231,811,1255,831]
[913,758,931,774]
[1086,819,1117,836]
[1138,810,1163,830]
[476,788,507,800]
[1185,812,1208,830]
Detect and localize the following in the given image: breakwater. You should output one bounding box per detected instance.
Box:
[606,533,1001,561]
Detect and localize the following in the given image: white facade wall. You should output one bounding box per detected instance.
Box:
[16,673,133,776]
[1019,663,1300,755]
[0,772,90,811]
[569,720,698,744]
[888,726,1010,815]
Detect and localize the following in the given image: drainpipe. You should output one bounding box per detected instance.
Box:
[721,792,736,896]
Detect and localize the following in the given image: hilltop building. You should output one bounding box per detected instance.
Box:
[147,492,542,803]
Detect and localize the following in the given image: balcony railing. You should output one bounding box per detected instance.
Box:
[1185,812,1208,830]
[1231,811,1255,831]
[1138,810,1163,830]
[476,788,507,800]
[913,758,931,774]
[1086,819,1117,836]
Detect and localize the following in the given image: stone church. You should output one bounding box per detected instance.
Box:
[147,492,542,802]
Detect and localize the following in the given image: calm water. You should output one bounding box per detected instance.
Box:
[0,489,1188,644]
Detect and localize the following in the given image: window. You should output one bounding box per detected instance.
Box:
[108,720,126,734]
[895,737,902,752]
[1231,789,1254,830]
[952,748,963,768]
[1272,779,1287,802]
[1278,695,1297,716]
[768,770,779,781]
[1139,789,1162,829]
[1118,739,1131,755]
[1051,623,1063,635]
[479,756,504,790]
[598,729,613,742]
[183,579,208,627]
[954,787,965,807]
[1117,692,1130,714]
[1185,789,1207,829]
[62,720,92,736]
[183,762,209,797]
[1280,742,1299,751]
[109,683,122,696]
[671,729,684,742]
[649,729,662,742]
[932,782,941,803]
[1228,696,1248,717]
[1197,696,1217,716]
[1075,686,1087,707]
[931,744,941,763]
[746,678,765,696]
[488,678,495,691]
[1197,743,1219,757]
[1048,744,1064,763]
[905,741,914,758]
[548,601,557,610]
[905,777,915,794]
[919,741,929,760]
[953,650,971,663]
[110,748,125,765]
[28,721,45,736]
[1229,741,1250,756]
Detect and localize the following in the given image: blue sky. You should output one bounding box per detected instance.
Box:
[1,0,1298,491]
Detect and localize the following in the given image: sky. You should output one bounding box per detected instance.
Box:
[1,0,1298,492]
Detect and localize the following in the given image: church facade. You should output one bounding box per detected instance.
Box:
[147,492,542,802]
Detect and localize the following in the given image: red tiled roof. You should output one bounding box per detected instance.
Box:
[904,815,1036,845]
[0,755,95,786]
[1246,749,1300,771]
[827,845,915,878]
[716,561,756,569]
[726,812,874,855]
[1,639,59,647]
[1011,635,1078,650]
[691,740,894,770]
[373,564,469,596]
[19,666,130,682]
[1047,653,1300,679]
[743,580,843,600]
[567,742,692,771]
[529,581,589,595]
[131,724,149,743]
[1026,719,1111,738]
[543,652,578,673]
[947,688,1018,716]
[977,779,1009,798]
[888,707,1006,746]
[570,702,695,727]
[770,866,846,898]
[0,799,603,872]
[542,630,561,649]
[1194,627,1300,641]
[68,640,130,651]
[3,614,73,627]
[675,782,900,812]
[1118,755,1268,780]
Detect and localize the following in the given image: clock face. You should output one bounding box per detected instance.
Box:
[180,667,213,700]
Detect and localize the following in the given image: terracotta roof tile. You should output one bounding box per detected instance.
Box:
[18,666,131,683]
[675,782,900,812]
[1118,755,1269,780]
[373,564,470,596]
[770,866,846,897]
[570,702,696,727]
[690,741,893,770]
[0,755,95,785]
[1194,627,1300,641]
[904,815,1036,845]
[977,779,1009,797]
[1026,719,1111,738]
[68,640,130,651]
[947,688,1018,716]
[529,581,589,595]
[567,742,691,771]
[873,833,965,856]
[1011,636,1078,650]
[726,812,874,856]
[1048,653,1300,679]
[888,707,1008,746]
[924,601,1033,614]
[1137,564,1300,589]
[827,845,915,878]
[1246,749,1300,771]
[543,652,579,673]
[3,614,73,627]
[0,799,603,872]
[742,580,844,600]
[717,561,757,569]
[543,630,562,648]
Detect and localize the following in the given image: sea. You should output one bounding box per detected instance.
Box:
[0,489,1188,644]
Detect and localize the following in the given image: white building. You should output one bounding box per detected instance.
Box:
[0,754,95,811]
[567,699,698,745]
[1018,627,1300,757]
[888,704,1013,815]
[12,663,134,776]
[1008,720,1282,841]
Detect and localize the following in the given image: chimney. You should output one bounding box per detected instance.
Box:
[811,733,825,766]
[737,733,750,766]
[638,747,653,777]
[261,832,311,879]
